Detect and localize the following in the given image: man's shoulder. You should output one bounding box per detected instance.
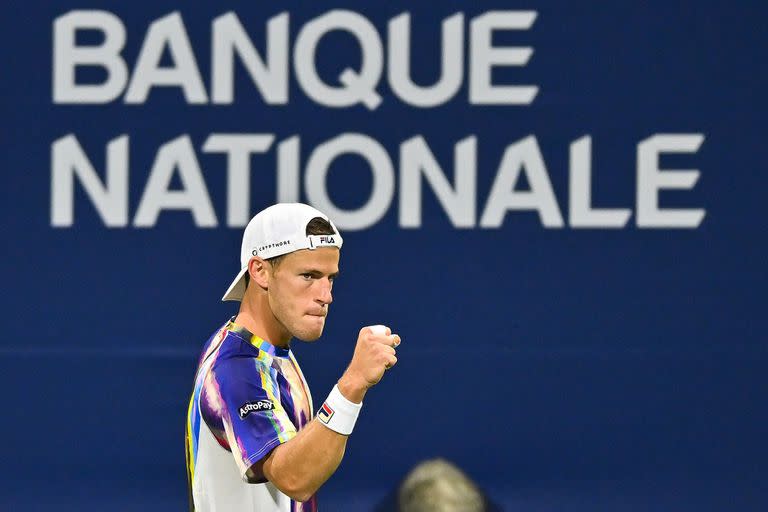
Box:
[211,329,272,372]
[204,335,278,403]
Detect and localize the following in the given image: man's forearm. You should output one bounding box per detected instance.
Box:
[262,416,348,501]
[260,326,399,502]
[262,377,367,501]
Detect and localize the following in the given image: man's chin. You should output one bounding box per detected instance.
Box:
[294,330,322,342]
[293,319,325,341]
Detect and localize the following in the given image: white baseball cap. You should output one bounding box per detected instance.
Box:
[221,203,343,302]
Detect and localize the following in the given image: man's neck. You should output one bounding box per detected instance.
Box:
[235,291,292,349]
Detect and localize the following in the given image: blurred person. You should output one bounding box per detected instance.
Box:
[185,203,401,511]
[399,459,497,512]
[375,458,501,512]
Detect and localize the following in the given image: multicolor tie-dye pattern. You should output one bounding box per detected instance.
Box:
[186,318,317,512]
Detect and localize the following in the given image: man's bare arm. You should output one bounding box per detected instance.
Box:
[250,326,401,502]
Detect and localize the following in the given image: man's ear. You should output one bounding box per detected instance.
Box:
[248,257,270,290]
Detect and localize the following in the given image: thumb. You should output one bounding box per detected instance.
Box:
[367,324,390,336]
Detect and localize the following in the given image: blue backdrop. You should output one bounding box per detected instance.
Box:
[1,1,766,510]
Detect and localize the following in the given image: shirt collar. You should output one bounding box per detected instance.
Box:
[226,317,291,359]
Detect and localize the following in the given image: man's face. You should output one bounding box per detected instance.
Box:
[266,247,340,342]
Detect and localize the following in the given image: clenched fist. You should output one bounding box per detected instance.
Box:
[337,325,401,403]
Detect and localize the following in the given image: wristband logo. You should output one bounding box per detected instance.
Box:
[318,402,335,424]
[238,400,275,419]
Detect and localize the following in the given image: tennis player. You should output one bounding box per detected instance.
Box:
[185,203,400,512]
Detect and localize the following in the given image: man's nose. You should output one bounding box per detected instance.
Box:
[316,278,333,305]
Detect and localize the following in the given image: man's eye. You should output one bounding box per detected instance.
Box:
[301,273,313,280]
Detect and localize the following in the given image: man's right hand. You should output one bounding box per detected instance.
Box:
[337,325,401,403]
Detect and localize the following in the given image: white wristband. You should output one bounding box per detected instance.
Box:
[316,384,363,435]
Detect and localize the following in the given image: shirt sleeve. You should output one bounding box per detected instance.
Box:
[206,354,298,481]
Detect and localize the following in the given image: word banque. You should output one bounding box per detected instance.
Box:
[53,10,538,108]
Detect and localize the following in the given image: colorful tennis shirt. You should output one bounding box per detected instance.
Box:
[186,319,317,512]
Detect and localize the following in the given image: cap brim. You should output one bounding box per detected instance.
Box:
[221,267,248,302]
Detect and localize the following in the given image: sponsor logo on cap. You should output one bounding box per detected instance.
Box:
[318,236,336,244]
[317,402,335,424]
[239,400,275,419]
[252,240,292,256]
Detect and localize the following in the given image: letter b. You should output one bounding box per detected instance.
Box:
[53,10,128,103]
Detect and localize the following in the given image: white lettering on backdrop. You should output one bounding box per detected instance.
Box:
[49,10,705,229]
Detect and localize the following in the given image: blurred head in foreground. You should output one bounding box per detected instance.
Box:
[398,458,486,512]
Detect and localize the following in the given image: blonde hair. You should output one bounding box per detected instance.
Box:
[398,458,485,512]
